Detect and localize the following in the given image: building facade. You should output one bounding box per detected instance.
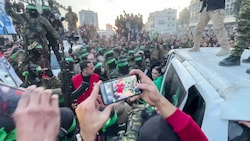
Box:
[144,8,177,34]
[78,10,99,29]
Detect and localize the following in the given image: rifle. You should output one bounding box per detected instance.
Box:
[59,41,74,107]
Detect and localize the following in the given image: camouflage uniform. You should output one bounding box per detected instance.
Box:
[5,3,60,66]
[231,0,250,56]
[118,104,144,141]
[65,7,78,34]
[219,0,250,69]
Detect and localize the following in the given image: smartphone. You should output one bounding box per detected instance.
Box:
[0,83,23,116]
[100,75,142,105]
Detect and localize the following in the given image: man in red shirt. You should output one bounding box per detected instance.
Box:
[71,60,99,104]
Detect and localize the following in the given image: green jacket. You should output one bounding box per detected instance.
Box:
[153,76,163,92]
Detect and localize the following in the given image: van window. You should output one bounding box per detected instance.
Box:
[228,121,250,141]
[183,86,205,127]
[162,64,186,107]
[51,52,60,69]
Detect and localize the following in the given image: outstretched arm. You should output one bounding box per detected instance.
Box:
[5,1,25,24]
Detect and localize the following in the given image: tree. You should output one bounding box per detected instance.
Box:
[178,8,191,27]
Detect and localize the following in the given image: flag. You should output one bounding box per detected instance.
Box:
[0,51,23,86]
[0,0,17,35]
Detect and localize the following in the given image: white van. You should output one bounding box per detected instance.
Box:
[160,47,250,141]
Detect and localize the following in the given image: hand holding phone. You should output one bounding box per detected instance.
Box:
[0,83,23,116]
[100,75,142,105]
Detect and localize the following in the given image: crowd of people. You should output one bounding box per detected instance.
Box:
[1,0,250,140]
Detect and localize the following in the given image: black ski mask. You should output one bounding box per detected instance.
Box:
[28,9,39,18]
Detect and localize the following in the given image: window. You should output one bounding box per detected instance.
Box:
[158,20,165,24]
[162,64,186,107]
[183,86,206,127]
[228,121,250,141]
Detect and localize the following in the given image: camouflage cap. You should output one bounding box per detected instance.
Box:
[28,42,42,50]
[26,4,37,10]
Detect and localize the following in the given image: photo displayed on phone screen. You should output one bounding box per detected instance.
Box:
[101,75,142,105]
[0,84,23,116]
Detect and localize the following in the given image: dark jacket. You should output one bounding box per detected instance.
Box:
[200,0,225,12]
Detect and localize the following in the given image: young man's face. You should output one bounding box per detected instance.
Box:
[83,63,95,75]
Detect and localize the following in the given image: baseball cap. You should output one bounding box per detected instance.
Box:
[138,115,181,141]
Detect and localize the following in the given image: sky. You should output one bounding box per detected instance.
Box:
[57,0,191,30]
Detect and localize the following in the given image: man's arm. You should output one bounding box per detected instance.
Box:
[74,13,78,23]
[5,1,25,24]
[40,17,60,40]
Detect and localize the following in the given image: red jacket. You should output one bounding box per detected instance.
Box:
[166,109,208,141]
[72,73,99,104]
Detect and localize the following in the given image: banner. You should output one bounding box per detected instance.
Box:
[0,0,17,35]
[0,52,23,87]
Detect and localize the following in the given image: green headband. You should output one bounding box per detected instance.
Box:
[80,53,89,60]
[106,58,116,66]
[68,118,77,133]
[118,61,128,67]
[94,62,102,69]
[96,47,104,52]
[36,66,42,72]
[26,4,37,10]
[81,48,87,53]
[135,56,142,61]
[65,57,74,63]
[104,50,113,57]
[10,52,18,60]
[128,50,135,54]
[102,111,117,132]
[42,5,51,10]
[140,45,145,50]
[0,128,16,141]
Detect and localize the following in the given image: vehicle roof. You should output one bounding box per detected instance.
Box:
[173,47,250,120]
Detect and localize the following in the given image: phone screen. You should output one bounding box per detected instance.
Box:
[100,75,142,105]
[0,83,23,116]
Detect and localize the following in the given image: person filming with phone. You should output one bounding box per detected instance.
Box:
[75,69,209,141]
[3,69,209,141]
